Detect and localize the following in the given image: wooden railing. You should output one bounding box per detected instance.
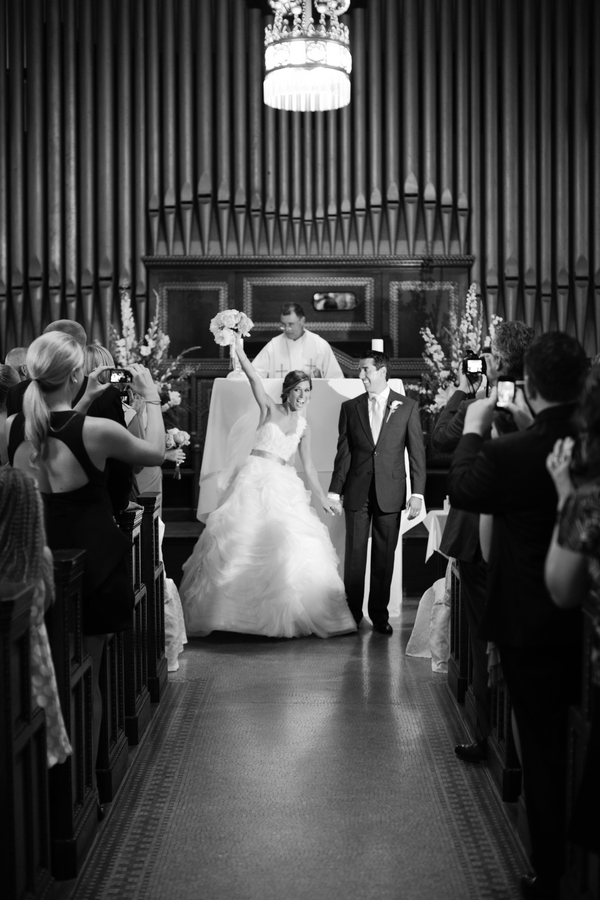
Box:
[1,493,168,896]
[46,550,97,879]
[448,561,522,804]
[0,580,52,900]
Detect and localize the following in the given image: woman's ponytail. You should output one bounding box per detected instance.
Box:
[23,380,52,463]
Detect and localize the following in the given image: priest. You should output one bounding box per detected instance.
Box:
[251,303,344,379]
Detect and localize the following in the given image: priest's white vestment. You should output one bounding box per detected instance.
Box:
[251,330,344,379]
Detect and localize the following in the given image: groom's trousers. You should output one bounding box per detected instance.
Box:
[344,480,401,626]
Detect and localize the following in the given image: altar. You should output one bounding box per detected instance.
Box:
[197,377,426,616]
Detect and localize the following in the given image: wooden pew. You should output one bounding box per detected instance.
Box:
[46,550,97,879]
[447,562,522,802]
[116,506,151,744]
[0,580,53,900]
[448,562,469,703]
[564,597,600,898]
[137,493,168,703]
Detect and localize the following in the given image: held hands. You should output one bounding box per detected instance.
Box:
[406,495,422,520]
[546,437,575,507]
[323,498,342,515]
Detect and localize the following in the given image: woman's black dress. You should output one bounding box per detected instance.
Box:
[9,410,133,635]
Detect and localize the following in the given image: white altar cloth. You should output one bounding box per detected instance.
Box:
[197,378,426,616]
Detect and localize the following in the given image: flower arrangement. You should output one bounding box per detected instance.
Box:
[110,286,202,387]
[417,284,502,416]
[209,309,254,347]
[165,427,191,479]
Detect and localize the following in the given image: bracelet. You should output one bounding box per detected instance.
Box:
[145,399,162,405]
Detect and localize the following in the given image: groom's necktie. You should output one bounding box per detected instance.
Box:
[370,394,384,443]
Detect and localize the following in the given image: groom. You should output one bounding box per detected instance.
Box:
[328,351,426,633]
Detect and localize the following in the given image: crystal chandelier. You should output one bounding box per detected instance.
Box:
[264,1,352,113]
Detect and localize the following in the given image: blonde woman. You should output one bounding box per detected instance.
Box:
[6,331,165,786]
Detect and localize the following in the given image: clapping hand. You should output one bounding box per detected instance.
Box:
[546,437,575,507]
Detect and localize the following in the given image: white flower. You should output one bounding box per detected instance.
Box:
[386,400,403,423]
[219,310,239,329]
[139,345,151,357]
[167,390,181,407]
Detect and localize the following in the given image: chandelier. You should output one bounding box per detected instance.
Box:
[264,1,352,113]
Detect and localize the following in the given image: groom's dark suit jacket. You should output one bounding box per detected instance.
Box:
[329,389,426,511]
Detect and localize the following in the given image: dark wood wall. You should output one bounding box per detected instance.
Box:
[1,0,599,355]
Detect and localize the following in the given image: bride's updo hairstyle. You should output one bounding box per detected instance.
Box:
[23,332,84,461]
[281,369,312,404]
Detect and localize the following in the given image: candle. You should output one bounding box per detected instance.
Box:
[371,339,384,352]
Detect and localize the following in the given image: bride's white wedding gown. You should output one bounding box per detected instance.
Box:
[180,416,356,638]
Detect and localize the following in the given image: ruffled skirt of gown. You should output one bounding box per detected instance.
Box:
[180,455,356,638]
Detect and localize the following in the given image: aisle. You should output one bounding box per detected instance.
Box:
[68,603,527,900]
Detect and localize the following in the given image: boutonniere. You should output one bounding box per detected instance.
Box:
[386,400,403,423]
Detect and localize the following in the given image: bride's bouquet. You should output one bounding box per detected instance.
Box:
[209,309,254,347]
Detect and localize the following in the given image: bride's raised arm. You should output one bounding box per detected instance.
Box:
[233,334,275,421]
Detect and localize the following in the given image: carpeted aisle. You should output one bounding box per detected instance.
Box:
[67,602,527,900]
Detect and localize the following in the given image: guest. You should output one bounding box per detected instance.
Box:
[0,364,19,465]
[545,364,600,856]
[0,467,72,767]
[448,332,588,900]
[5,346,28,380]
[7,332,165,797]
[432,321,534,763]
[7,322,133,513]
[251,302,344,379]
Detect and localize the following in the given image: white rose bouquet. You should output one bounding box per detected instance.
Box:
[165,427,191,479]
[209,309,254,348]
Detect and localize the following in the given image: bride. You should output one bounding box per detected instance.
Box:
[180,336,356,639]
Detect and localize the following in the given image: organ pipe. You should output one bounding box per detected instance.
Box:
[0,0,597,357]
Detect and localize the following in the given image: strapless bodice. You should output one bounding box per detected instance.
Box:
[252,418,306,462]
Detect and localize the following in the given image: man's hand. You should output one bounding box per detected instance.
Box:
[463,390,497,436]
[503,388,534,431]
[457,367,480,395]
[546,437,575,508]
[406,495,423,520]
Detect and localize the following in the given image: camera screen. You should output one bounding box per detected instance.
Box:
[497,381,516,407]
[466,359,483,374]
[109,369,132,384]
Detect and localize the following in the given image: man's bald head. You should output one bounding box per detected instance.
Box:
[43,319,87,346]
[5,346,29,380]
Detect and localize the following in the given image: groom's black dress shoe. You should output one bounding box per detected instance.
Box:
[372,622,393,635]
[454,739,487,763]
[520,874,560,900]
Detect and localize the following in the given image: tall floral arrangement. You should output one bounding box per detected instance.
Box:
[417,284,502,416]
[110,286,201,405]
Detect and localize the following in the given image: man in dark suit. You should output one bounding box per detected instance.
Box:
[432,320,534,763]
[328,351,426,634]
[448,332,588,900]
[6,319,133,513]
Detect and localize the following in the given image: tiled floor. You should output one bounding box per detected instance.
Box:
[65,601,527,900]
